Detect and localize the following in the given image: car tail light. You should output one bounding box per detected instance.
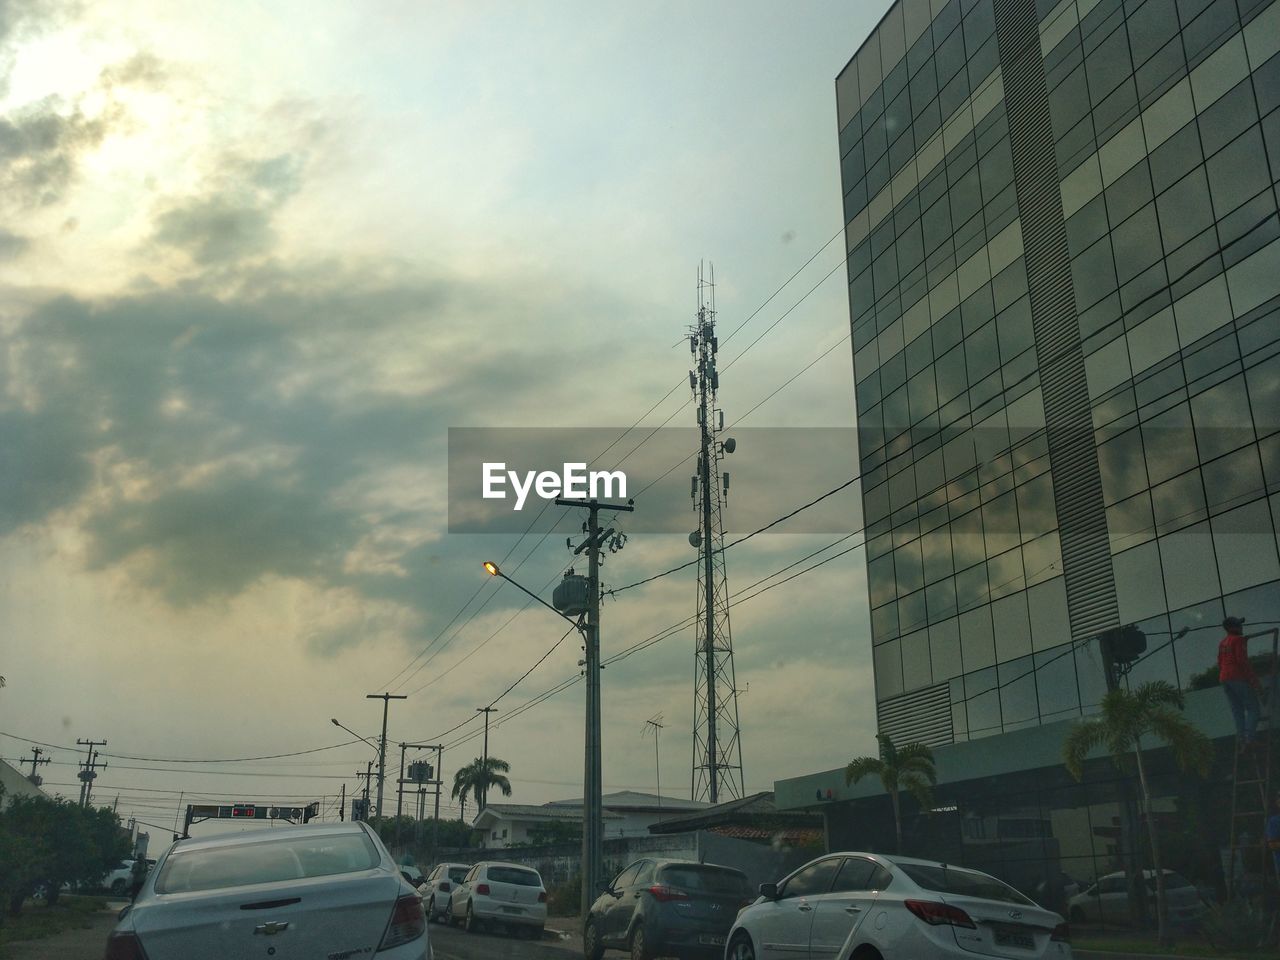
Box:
[904,899,976,929]
[538,891,547,902]
[476,883,491,895]
[104,932,149,960]
[439,881,451,892]
[648,884,690,902]
[378,894,426,952]
[1051,922,1070,942]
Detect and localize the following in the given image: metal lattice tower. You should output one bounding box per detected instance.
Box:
[689,263,744,804]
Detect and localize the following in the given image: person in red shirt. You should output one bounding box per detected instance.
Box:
[1219,616,1261,750]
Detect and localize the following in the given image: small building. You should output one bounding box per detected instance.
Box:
[471,803,624,848]
[546,791,710,838]
[647,791,823,847]
[0,759,50,809]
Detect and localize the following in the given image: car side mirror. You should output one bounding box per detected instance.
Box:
[759,882,778,900]
[597,880,615,895]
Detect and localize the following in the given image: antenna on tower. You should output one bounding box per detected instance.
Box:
[688,261,744,805]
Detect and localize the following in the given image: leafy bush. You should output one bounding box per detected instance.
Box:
[546,873,580,917]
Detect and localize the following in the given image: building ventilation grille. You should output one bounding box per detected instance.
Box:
[877,683,953,748]
[993,0,1119,644]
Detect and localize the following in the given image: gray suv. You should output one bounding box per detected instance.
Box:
[584,859,752,960]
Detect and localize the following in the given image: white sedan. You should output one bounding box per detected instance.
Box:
[726,852,1071,960]
[103,821,428,960]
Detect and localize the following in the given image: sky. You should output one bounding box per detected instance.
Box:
[0,0,890,846]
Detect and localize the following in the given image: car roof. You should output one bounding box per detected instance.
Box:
[169,822,371,854]
[653,860,746,874]
[478,861,540,870]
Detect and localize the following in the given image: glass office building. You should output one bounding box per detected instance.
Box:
[841,0,1280,746]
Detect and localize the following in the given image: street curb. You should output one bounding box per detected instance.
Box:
[1077,950,1248,960]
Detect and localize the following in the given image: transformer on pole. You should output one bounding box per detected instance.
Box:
[688,262,744,804]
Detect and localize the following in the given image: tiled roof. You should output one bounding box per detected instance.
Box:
[475,803,623,823]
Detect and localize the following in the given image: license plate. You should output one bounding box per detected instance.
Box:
[993,928,1034,949]
[699,935,725,946]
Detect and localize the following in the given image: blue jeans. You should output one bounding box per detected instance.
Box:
[1223,680,1260,742]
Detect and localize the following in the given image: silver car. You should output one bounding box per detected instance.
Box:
[103,821,429,960]
[727,852,1071,960]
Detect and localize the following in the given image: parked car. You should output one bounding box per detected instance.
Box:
[424,862,470,923]
[728,852,1071,960]
[102,821,428,960]
[1067,870,1204,926]
[102,859,156,897]
[447,860,546,937]
[584,858,753,960]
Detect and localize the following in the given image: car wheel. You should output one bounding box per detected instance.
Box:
[630,924,652,960]
[110,879,128,896]
[728,931,755,960]
[465,903,482,934]
[584,919,605,960]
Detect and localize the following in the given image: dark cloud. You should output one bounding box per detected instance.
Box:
[0,225,27,258]
[0,98,109,207]
[151,154,304,265]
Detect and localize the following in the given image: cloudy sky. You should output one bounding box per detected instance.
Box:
[0,0,887,843]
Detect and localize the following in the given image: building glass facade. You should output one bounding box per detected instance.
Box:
[840,0,1280,745]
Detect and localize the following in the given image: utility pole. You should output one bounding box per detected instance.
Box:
[366,692,406,820]
[476,706,497,810]
[397,742,437,849]
[644,716,664,819]
[555,495,634,916]
[688,263,744,804]
[76,739,107,808]
[432,744,443,861]
[340,783,346,821]
[25,747,49,786]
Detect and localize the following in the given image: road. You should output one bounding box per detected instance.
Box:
[431,916,582,960]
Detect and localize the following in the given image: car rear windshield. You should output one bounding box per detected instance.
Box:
[448,867,469,883]
[155,833,381,894]
[487,866,541,886]
[659,866,751,896]
[894,863,1032,906]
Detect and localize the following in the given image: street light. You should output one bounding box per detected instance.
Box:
[482,561,578,625]
[331,717,379,752]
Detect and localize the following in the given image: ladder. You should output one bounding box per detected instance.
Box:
[1227,627,1279,900]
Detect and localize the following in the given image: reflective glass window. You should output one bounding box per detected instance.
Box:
[874,640,904,698]
[931,617,963,681]
[1142,402,1198,486]
[1028,577,1070,651]
[1212,499,1280,593]
[902,629,932,690]
[956,562,990,614]
[1198,77,1258,156]
[1151,469,1207,535]
[1202,445,1264,515]
[1191,374,1255,460]
[964,666,1001,735]
[927,576,958,623]
[960,606,996,671]
[1112,540,1168,624]
[999,654,1038,729]
[1097,426,1149,504]
[1159,520,1222,605]
[1157,167,1216,254]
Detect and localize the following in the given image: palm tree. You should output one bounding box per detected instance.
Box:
[845,734,936,854]
[1063,681,1212,947]
[451,757,512,819]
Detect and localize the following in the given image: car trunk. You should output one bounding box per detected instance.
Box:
[655,865,751,940]
[132,871,399,960]
[941,895,1062,959]
[485,868,543,906]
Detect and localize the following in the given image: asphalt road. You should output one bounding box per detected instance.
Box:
[430,916,583,960]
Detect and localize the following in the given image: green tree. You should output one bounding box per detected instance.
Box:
[451,757,512,816]
[1063,681,1212,947]
[2,796,130,910]
[844,734,936,854]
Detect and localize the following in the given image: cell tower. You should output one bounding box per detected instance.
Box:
[688,262,744,804]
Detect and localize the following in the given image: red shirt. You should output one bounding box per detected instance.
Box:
[1219,634,1257,685]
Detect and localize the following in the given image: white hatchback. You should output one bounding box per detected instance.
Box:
[448,861,547,937]
[103,821,428,960]
[727,852,1071,960]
